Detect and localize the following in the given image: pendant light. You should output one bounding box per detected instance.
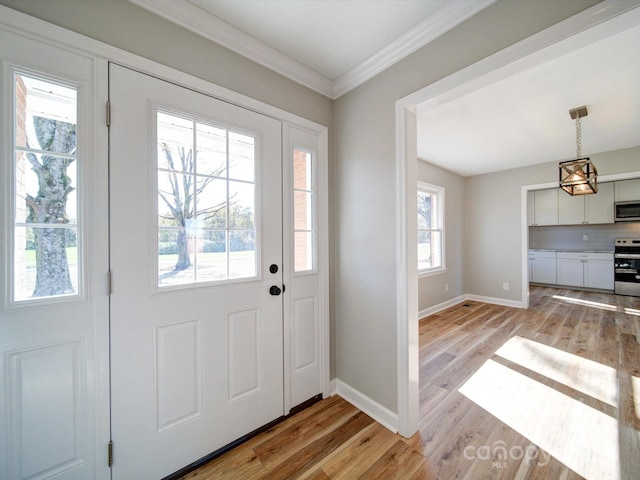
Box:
[559,105,597,195]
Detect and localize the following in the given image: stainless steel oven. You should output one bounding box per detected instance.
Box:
[614,238,640,296]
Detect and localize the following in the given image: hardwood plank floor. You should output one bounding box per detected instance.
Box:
[180,287,640,480]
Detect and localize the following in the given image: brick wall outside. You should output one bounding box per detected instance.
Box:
[15,75,28,294]
[293,150,310,271]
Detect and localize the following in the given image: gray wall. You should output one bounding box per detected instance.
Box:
[333,0,603,413]
[465,146,640,301]
[417,160,465,313]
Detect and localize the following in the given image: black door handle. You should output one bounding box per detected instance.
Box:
[269,285,282,296]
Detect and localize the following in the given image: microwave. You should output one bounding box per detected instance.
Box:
[615,201,640,222]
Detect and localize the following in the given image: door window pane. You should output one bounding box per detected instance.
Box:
[228,131,254,182]
[157,111,258,287]
[13,73,79,301]
[293,150,314,272]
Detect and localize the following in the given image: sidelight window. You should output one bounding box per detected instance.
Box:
[418,181,445,274]
[13,73,80,302]
[292,149,314,272]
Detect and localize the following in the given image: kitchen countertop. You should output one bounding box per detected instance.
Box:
[529,249,614,253]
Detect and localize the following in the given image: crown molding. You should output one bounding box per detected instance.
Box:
[129,0,496,99]
[128,0,335,98]
[332,0,496,98]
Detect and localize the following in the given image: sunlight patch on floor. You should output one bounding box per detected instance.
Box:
[495,336,618,407]
[459,359,620,480]
[552,295,640,316]
[634,376,640,420]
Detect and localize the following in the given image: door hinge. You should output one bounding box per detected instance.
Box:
[107,440,113,467]
[106,100,111,126]
[107,271,112,296]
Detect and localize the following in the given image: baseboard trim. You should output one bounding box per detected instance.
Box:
[464,294,525,309]
[329,378,337,396]
[419,293,525,320]
[418,295,466,319]
[334,379,398,433]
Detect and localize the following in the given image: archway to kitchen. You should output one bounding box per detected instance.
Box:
[394,2,640,438]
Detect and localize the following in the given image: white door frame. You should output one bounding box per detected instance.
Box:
[395,0,640,437]
[0,5,330,476]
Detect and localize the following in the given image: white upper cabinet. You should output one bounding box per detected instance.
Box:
[585,182,614,223]
[615,178,640,202]
[558,182,614,224]
[529,188,558,226]
[558,189,585,224]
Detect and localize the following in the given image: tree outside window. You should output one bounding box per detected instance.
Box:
[418,182,444,274]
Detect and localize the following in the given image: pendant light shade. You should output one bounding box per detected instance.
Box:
[559,106,597,195]
[559,157,598,195]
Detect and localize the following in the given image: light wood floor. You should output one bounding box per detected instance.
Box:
[180,287,640,480]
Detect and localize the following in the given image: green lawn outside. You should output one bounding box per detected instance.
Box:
[24,247,78,267]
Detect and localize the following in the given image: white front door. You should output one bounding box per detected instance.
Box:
[0,30,109,480]
[109,64,284,479]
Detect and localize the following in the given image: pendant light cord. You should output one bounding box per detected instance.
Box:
[576,116,582,158]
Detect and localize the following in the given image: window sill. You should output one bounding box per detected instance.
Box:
[419,267,447,278]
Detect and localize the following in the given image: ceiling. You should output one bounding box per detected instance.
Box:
[129,0,494,98]
[191,0,448,81]
[130,0,640,177]
[417,20,640,177]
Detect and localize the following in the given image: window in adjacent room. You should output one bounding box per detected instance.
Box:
[417,181,445,275]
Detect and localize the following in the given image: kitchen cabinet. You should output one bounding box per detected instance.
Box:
[586,182,615,223]
[527,191,535,226]
[528,188,558,226]
[556,253,585,287]
[615,178,640,202]
[584,256,615,290]
[556,252,613,290]
[528,250,557,284]
[557,182,614,224]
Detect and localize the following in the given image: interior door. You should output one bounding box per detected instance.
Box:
[0,30,109,480]
[108,64,284,479]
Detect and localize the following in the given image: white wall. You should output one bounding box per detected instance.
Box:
[417,160,465,314]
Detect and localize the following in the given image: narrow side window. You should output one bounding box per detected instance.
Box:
[292,149,314,272]
[13,73,79,302]
[418,181,445,274]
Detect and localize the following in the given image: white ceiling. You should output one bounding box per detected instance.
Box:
[129,0,494,98]
[192,0,447,81]
[131,0,640,177]
[417,21,640,177]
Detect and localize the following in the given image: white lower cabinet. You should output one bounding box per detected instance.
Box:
[556,253,586,287]
[529,250,557,284]
[584,256,615,290]
[556,252,614,290]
